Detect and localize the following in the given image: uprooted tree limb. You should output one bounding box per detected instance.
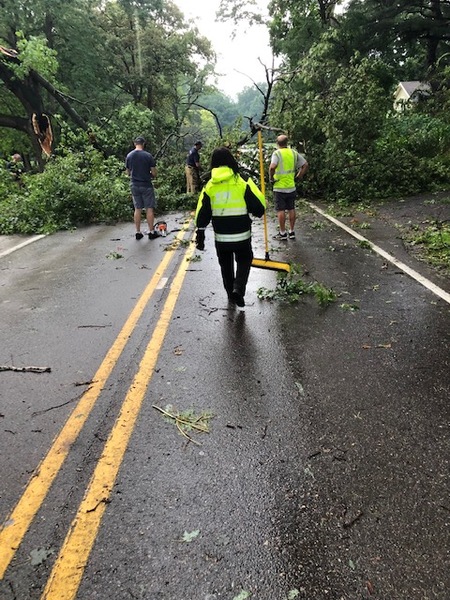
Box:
[0,46,103,163]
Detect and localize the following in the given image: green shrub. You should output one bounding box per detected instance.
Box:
[154,157,198,213]
[0,150,130,234]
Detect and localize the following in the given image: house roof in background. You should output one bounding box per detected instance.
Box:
[398,81,431,97]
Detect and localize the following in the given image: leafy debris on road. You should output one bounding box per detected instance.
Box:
[106,251,123,259]
[180,529,200,543]
[0,365,51,373]
[233,592,251,600]
[257,263,336,306]
[403,219,450,275]
[164,238,190,251]
[304,465,315,480]
[153,404,212,446]
[295,381,305,396]
[340,302,359,311]
[30,547,55,566]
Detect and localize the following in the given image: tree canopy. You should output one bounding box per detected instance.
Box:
[1,0,450,234]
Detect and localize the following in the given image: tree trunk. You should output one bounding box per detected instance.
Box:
[0,50,104,158]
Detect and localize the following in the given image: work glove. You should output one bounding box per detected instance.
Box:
[195,229,205,251]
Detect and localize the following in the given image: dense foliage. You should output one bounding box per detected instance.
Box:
[265,0,450,203]
[1,0,450,233]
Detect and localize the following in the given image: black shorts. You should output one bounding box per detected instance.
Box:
[273,190,297,211]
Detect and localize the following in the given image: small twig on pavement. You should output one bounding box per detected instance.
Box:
[0,365,51,373]
[176,420,200,446]
[31,388,91,417]
[86,498,111,513]
[152,405,209,433]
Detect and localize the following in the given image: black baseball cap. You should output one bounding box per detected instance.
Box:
[134,136,146,144]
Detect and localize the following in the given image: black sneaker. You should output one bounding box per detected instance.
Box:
[148,232,159,240]
[288,231,296,239]
[273,231,288,240]
[135,232,144,240]
[231,290,245,307]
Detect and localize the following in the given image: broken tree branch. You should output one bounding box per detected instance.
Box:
[0,365,51,373]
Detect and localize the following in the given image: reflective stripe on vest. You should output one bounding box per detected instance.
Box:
[210,189,248,216]
[215,230,251,243]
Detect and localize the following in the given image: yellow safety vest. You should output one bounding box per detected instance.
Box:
[273,148,298,190]
[195,167,265,243]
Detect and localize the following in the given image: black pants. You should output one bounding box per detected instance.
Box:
[215,239,253,297]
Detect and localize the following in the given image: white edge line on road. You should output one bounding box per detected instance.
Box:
[0,235,47,259]
[308,202,450,306]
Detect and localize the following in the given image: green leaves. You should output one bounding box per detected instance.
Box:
[153,405,213,446]
[0,150,130,234]
[232,592,251,600]
[14,32,58,80]
[257,263,336,306]
[181,529,200,543]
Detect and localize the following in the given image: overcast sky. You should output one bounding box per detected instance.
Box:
[172,0,273,100]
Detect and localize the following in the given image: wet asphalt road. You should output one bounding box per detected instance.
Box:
[0,199,449,600]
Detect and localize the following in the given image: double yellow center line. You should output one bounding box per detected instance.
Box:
[0,223,195,599]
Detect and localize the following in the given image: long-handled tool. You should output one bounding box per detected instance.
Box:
[251,129,291,273]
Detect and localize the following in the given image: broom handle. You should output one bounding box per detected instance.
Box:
[257,129,270,259]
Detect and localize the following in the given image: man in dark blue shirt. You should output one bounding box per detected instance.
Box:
[125,137,158,240]
[185,140,202,194]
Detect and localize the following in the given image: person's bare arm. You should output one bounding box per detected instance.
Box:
[296,161,309,179]
[269,162,276,182]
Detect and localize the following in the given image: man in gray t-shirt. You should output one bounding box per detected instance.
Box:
[125,137,158,240]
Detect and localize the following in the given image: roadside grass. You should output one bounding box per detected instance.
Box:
[257,263,337,306]
[403,221,450,274]
[320,195,450,276]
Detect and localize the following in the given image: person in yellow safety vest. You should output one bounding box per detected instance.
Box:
[195,147,266,307]
[269,134,308,240]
